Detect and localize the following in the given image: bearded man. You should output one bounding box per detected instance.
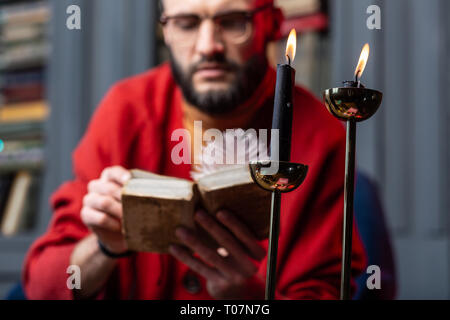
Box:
[23,0,366,300]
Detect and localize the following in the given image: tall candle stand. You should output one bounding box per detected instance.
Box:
[249,161,308,300]
[323,67,383,299]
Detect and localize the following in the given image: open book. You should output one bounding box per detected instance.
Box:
[121,166,271,253]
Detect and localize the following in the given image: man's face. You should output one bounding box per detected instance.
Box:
[162,0,272,115]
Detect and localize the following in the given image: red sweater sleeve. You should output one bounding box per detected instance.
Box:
[22,79,150,300]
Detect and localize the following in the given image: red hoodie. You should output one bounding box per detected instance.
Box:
[22,63,367,300]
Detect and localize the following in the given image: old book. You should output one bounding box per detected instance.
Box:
[1,83,45,104]
[0,100,49,123]
[122,166,271,253]
[1,171,33,236]
[0,2,50,26]
[0,41,49,70]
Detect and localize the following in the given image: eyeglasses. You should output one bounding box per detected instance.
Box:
[160,4,273,47]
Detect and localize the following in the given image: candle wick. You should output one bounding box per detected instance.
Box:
[355,73,361,88]
[286,54,291,66]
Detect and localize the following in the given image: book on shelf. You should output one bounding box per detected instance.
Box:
[0,170,33,236]
[0,22,47,44]
[0,139,44,169]
[0,100,49,123]
[0,139,42,151]
[0,41,49,70]
[122,166,271,253]
[1,82,44,104]
[0,68,44,88]
[0,121,44,140]
[0,1,50,26]
[1,67,46,105]
[0,173,14,223]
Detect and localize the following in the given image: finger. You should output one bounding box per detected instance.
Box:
[87,180,122,201]
[175,227,238,280]
[169,244,222,282]
[100,166,131,186]
[83,193,122,219]
[217,210,266,261]
[195,210,257,277]
[81,206,121,232]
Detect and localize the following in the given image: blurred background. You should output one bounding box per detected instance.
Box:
[0,0,448,299]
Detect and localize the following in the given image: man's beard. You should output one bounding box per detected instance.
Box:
[169,51,268,115]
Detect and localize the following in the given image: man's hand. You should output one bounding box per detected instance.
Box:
[81,166,131,255]
[169,210,267,299]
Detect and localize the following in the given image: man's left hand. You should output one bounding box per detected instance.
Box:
[169,210,266,299]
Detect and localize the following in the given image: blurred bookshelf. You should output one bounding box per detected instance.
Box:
[0,0,50,297]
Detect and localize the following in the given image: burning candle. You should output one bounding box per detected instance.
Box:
[344,43,370,89]
[322,42,383,300]
[271,29,297,162]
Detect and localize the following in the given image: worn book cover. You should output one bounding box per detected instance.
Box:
[121,166,271,253]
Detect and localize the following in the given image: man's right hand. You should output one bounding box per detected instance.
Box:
[81,166,131,255]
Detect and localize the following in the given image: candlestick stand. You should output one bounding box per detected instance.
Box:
[323,86,382,300]
[249,161,308,300]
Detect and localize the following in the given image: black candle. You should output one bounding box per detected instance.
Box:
[271,29,297,162]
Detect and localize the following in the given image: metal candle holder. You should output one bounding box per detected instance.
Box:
[249,29,306,300]
[249,160,308,300]
[323,85,382,300]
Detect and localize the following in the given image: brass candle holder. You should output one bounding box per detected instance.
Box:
[322,44,383,300]
[249,161,308,300]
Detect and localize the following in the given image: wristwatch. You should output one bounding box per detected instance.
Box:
[97,240,133,259]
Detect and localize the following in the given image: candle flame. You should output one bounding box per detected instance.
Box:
[285,29,297,64]
[354,43,370,80]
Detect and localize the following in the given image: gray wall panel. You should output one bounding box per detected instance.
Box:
[383,0,412,234]
[330,0,450,299]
